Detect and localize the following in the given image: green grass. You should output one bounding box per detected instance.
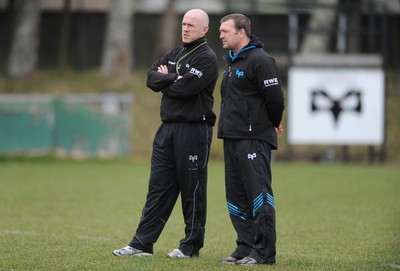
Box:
[0,159,399,270]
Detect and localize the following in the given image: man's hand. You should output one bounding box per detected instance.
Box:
[157,65,169,74]
[275,124,284,134]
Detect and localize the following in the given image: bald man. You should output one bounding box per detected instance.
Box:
[112,9,218,259]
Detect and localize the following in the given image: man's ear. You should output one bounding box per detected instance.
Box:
[203,25,209,35]
[239,28,247,38]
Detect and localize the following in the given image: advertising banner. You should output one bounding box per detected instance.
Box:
[288,67,384,145]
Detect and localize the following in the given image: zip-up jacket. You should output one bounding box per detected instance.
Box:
[217,35,285,149]
[146,37,218,126]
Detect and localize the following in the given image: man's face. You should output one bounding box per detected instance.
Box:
[219,19,240,51]
[181,12,207,44]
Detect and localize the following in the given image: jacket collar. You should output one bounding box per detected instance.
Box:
[183,36,207,51]
[225,35,263,63]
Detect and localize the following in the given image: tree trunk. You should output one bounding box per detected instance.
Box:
[7,0,40,78]
[300,0,338,53]
[101,0,134,78]
[152,0,177,60]
[5,0,16,56]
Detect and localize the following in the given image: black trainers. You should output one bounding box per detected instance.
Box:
[235,256,258,265]
[219,256,239,264]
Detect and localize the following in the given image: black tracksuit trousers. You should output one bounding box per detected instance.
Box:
[223,139,276,264]
[129,122,212,256]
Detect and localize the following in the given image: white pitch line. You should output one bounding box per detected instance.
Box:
[1,229,38,236]
[1,229,110,241]
[76,234,111,241]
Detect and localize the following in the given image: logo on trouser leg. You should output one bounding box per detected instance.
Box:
[188,155,198,171]
[247,153,256,160]
[189,155,198,162]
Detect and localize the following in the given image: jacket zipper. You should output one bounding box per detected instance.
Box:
[246,99,252,132]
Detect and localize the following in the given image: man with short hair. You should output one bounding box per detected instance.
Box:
[218,13,285,266]
[112,9,218,259]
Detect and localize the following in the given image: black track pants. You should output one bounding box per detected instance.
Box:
[223,139,276,264]
[129,123,212,256]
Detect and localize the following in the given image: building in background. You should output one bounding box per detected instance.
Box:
[0,0,399,70]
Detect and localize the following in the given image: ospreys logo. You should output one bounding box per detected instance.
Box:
[311,89,362,125]
[236,70,244,78]
[189,155,198,162]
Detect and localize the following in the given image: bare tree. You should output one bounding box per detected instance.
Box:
[300,0,338,53]
[7,0,40,78]
[4,0,16,55]
[101,0,134,78]
[152,0,177,60]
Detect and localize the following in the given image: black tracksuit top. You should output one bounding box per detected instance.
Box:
[218,36,285,149]
[146,37,218,126]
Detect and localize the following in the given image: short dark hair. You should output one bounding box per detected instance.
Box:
[220,13,251,37]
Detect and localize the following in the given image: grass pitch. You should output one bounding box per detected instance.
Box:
[0,158,399,271]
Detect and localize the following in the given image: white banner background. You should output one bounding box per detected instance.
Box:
[287,67,385,145]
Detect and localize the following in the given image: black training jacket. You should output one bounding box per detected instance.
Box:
[146,37,218,126]
[217,35,285,149]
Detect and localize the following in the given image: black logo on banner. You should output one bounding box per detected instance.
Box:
[311,90,362,125]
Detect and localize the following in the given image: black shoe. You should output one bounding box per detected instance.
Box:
[219,256,239,264]
[235,257,258,266]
